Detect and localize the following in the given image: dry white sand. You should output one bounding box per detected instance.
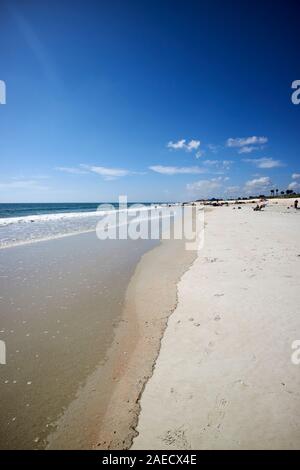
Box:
[133,201,300,450]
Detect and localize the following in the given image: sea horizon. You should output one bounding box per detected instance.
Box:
[0,201,175,219]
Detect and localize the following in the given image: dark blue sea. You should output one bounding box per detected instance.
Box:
[0,202,155,219]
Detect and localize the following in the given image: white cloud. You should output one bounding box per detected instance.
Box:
[55,166,88,174]
[207,144,220,154]
[58,164,142,181]
[187,139,201,151]
[195,150,205,158]
[292,173,300,179]
[149,165,206,175]
[82,165,133,180]
[225,185,240,194]
[167,139,186,150]
[204,159,233,171]
[245,176,272,192]
[243,157,283,169]
[186,177,222,195]
[227,136,268,154]
[167,139,201,152]
[227,136,268,148]
[238,146,258,154]
[288,181,300,191]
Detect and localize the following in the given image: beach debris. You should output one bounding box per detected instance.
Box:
[205,257,218,263]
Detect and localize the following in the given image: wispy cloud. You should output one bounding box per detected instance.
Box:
[186,176,223,195]
[288,181,300,191]
[203,159,233,171]
[55,166,88,175]
[292,173,300,179]
[227,136,268,147]
[227,136,268,154]
[149,165,206,175]
[9,5,60,87]
[82,165,140,181]
[243,157,283,169]
[224,185,240,195]
[195,149,205,158]
[167,139,201,152]
[0,179,49,190]
[207,144,220,154]
[245,176,272,192]
[238,146,259,154]
[56,164,142,181]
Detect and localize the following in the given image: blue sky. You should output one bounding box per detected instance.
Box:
[0,0,299,202]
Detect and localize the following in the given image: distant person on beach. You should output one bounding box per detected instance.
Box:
[294,200,298,209]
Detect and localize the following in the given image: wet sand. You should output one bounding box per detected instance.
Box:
[46,235,197,449]
[0,232,158,449]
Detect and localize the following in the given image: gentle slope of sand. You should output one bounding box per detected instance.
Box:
[133,202,300,449]
[46,233,196,449]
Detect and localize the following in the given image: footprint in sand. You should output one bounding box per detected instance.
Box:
[204,341,215,356]
[161,427,190,449]
[207,397,229,429]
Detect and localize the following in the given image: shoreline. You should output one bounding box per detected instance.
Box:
[46,230,197,449]
[94,235,197,449]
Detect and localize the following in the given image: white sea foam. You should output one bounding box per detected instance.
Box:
[0,204,172,249]
[0,205,165,227]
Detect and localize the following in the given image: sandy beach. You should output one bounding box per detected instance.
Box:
[132,199,300,450]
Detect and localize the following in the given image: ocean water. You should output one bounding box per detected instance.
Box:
[0,202,166,248]
[0,202,104,219]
